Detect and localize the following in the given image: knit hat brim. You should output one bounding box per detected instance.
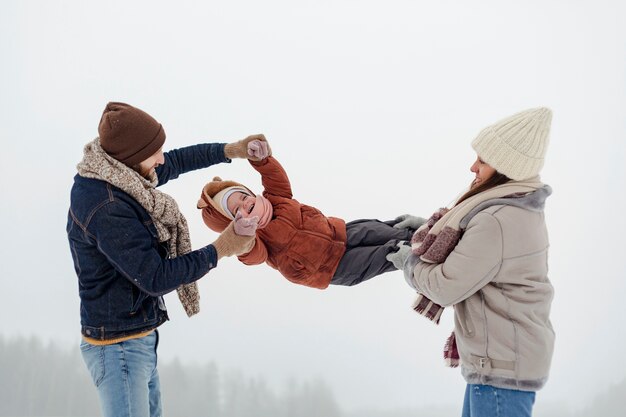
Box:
[213,186,251,219]
[119,125,165,167]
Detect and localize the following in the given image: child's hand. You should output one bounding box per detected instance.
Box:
[233,213,259,236]
[247,140,270,160]
[224,134,272,161]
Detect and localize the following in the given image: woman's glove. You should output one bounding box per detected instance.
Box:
[224,134,272,161]
[393,214,427,230]
[212,215,258,259]
[386,242,411,270]
[386,242,421,291]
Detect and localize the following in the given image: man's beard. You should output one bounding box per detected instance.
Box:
[141,167,156,178]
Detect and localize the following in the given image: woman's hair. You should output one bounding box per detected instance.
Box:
[455,171,512,206]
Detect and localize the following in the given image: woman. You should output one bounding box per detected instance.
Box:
[389,107,555,417]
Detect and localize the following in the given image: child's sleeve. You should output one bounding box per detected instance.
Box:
[249,156,293,198]
[237,237,268,265]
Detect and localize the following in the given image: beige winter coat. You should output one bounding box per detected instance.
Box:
[409,193,555,391]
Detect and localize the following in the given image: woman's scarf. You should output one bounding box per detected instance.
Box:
[409,178,544,366]
[77,138,200,317]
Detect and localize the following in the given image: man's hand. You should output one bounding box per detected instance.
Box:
[212,218,257,259]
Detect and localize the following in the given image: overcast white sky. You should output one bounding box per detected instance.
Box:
[1,0,625,414]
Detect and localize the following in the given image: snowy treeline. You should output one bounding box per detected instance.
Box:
[0,335,340,417]
[0,335,624,417]
[0,335,94,416]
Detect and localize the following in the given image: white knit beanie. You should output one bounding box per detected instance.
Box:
[212,186,251,219]
[471,107,552,181]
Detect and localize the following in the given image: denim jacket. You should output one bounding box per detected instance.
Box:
[67,143,229,340]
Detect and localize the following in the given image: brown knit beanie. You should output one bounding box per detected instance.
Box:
[98,102,166,167]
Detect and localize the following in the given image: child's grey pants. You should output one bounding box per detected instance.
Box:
[330,219,413,286]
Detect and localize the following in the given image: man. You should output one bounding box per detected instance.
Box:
[66,102,268,417]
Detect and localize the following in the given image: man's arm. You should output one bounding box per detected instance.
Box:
[90,200,218,296]
[157,134,271,186]
[157,143,230,186]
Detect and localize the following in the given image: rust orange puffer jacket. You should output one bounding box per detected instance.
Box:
[197,156,347,289]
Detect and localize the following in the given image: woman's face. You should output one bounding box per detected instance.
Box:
[227,192,257,218]
[470,155,496,188]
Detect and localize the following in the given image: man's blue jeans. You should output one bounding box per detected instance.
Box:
[80,331,162,417]
[462,384,536,417]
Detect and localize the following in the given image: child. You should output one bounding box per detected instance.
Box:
[197,142,424,289]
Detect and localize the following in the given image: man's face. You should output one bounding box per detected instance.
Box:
[137,148,164,178]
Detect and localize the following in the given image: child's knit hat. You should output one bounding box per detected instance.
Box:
[197,177,255,232]
[213,186,251,219]
[471,107,552,181]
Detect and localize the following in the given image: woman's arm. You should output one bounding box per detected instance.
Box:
[410,212,503,306]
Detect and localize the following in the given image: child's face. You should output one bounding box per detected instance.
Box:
[226,191,257,218]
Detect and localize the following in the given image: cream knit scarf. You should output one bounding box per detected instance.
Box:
[409,178,544,366]
[77,138,200,317]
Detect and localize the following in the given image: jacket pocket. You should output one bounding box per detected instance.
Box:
[145,220,169,258]
[277,231,331,282]
[278,255,310,283]
[455,301,476,338]
[288,231,330,270]
[130,284,149,318]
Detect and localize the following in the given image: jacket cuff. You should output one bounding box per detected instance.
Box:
[199,244,219,269]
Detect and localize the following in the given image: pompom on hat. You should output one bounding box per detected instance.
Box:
[471,107,552,181]
[98,102,166,167]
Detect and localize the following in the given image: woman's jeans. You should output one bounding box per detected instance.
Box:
[80,331,162,417]
[462,384,536,417]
